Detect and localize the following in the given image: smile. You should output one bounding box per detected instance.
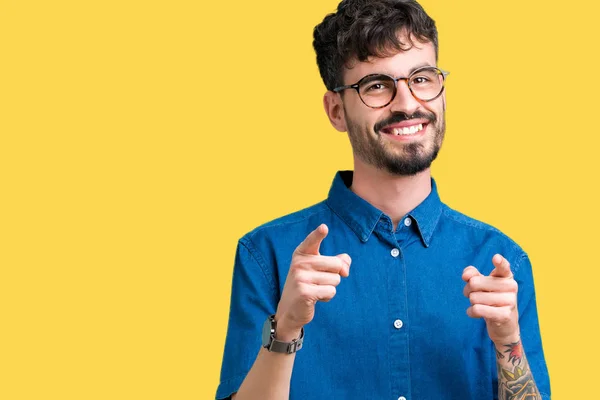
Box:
[382,123,425,136]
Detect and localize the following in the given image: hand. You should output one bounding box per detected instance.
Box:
[462,254,520,343]
[274,224,351,341]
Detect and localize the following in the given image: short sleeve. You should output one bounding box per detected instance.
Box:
[215,238,279,400]
[513,254,552,398]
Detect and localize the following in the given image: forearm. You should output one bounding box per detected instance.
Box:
[233,326,301,400]
[495,337,542,400]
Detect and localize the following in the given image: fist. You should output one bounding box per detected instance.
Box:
[462,254,520,343]
[274,224,351,341]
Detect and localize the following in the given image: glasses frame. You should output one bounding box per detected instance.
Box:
[332,66,450,109]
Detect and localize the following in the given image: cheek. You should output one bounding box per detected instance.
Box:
[425,100,444,122]
[347,109,382,132]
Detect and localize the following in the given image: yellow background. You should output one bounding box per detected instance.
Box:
[1,0,597,398]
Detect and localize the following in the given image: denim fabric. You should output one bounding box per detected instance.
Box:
[216,171,550,400]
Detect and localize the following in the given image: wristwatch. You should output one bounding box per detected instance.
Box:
[261,314,304,354]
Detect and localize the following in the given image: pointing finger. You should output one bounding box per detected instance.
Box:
[490,254,512,278]
[295,224,328,256]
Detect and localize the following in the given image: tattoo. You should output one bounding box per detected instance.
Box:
[495,346,505,360]
[496,341,542,400]
[505,341,524,366]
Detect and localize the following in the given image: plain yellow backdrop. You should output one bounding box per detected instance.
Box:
[1,0,598,399]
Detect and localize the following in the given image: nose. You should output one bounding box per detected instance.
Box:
[389,79,421,115]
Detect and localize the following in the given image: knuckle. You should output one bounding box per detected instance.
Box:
[500,308,512,322]
[468,292,478,305]
[463,285,471,298]
[297,284,312,300]
[289,267,302,281]
[289,258,304,271]
[294,270,309,283]
[296,261,312,271]
[329,286,337,297]
[470,276,481,290]
[333,274,342,286]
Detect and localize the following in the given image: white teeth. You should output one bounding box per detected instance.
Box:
[391,123,424,136]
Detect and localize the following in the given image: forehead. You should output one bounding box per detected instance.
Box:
[343,40,437,83]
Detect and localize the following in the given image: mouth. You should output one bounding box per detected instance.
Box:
[380,122,428,140]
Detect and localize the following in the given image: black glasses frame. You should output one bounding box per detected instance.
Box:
[332,66,450,109]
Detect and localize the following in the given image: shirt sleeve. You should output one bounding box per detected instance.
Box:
[215,237,279,400]
[497,253,552,399]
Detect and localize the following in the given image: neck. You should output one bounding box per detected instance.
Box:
[350,159,432,230]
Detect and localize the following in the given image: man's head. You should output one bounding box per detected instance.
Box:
[313,0,447,176]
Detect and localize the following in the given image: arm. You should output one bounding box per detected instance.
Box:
[231,323,301,400]
[495,338,541,399]
[227,224,351,400]
[463,254,544,399]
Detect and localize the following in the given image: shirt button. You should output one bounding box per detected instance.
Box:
[404,217,412,227]
[393,319,403,329]
[391,248,400,257]
[398,397,407,400]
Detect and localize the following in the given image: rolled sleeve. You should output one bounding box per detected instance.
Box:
[215,238,278,400]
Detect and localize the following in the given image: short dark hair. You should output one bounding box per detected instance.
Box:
[313,0,438,91]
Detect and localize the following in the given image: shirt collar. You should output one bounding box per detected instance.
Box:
[326,170,443,247]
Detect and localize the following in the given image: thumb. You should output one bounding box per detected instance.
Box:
[490,254,512,278]
[295,224,328,255]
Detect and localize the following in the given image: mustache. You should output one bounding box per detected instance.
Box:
[374,111,436,133]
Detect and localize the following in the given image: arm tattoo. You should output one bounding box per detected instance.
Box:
[496,341,542,400]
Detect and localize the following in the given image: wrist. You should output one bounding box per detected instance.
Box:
[492,333,521,346]
[273,314,303,342]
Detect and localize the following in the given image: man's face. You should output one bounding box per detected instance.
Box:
[339,39,446,176]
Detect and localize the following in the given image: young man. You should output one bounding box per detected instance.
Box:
[216,1,550,399]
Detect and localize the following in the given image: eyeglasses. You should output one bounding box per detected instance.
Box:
[332,66,449,109]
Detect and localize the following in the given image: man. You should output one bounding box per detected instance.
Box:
[216,0,550,399]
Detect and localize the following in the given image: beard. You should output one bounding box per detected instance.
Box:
[345,109,446,176]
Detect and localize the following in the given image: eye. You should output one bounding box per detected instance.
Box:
[411,76,431,85]
[361,79,393,93]
[365,83,386,91]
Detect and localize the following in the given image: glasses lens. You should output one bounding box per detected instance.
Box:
[409,68,444,101]
[358,75,396,108]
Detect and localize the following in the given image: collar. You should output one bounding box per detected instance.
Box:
[325,170,443,247]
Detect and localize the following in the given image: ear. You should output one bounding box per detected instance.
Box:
[323,91,347,132]
[442,90,446,111]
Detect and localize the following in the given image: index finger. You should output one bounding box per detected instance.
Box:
[489,254,512,278]
[295,224,328,256]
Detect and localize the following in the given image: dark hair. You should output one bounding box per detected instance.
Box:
[313,0,438,91]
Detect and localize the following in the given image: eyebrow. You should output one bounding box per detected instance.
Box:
[379,63,434,77]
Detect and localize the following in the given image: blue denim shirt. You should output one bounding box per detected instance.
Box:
[216,171,550,400]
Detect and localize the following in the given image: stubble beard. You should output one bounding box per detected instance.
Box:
[345,111,446,176]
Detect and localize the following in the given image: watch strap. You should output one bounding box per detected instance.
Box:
[268,328,304,354]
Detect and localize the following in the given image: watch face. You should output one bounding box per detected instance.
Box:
[261,316,272,347]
